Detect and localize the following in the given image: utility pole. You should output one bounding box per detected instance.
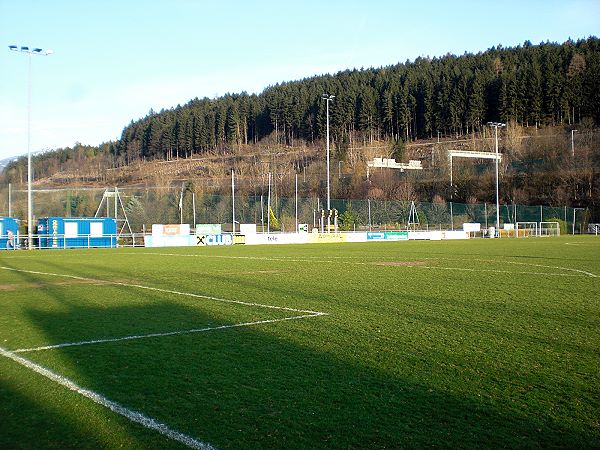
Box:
[488,122,506,236]
[322,94,335,211]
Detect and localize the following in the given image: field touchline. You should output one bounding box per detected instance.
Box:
[0,346,217,449]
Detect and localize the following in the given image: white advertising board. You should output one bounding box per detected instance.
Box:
[144,235,196,247]
[240,224,257,235]
[196,224,222,235]
[463,223,481,232]
[441,230,470,240]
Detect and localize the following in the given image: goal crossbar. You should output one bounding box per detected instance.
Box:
[515,222,538,238]
[540,221,560,237]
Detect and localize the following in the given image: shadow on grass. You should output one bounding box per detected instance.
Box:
[16,313,599,447]
[0,366,103,450]
[2,255,598,449]
[0,359,188,450]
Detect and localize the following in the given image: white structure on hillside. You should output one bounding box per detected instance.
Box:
[367,158,423,178]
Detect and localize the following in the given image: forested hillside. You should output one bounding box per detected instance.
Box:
[2,38,599,218]
[112,37,599,162]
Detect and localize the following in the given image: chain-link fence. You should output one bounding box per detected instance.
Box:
[0,185,591,235]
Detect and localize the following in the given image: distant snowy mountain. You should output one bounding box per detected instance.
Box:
[0,155,21,172]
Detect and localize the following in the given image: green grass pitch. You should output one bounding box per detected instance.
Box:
[1,236,599,449]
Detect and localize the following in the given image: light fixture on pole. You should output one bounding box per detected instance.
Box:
[571,129,578,157]
[9,44,54,250]
[322,94,335,211]
[487,122,505,236]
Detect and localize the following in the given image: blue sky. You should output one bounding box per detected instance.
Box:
[1,0,598,160]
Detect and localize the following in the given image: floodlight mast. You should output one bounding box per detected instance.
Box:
[487,122,505,236]
[322,94,335,211]
[9,44,54,250]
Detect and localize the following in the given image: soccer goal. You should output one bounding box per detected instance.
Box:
[540,221,560,237]
[515,222,538,238]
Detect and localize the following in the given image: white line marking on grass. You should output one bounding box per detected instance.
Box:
[461,258,599,278]
[132,252,363,260]
[127,251,340,264]
[502,260,598,278]
[0,266,325,314]
[124,252,598,278]
[13,313,325,353]
[0,265,328,352]
[417,266,586,277]
[0,346,216,449]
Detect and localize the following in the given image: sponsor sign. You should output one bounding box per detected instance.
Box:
[196,234,233,246]
[152,224,190,237]
[52,219,59,248]
[163,224,183,236]
[367,231,408,241]
[385,231,409,241]
[309,233,347,243]
[196,224,222,235]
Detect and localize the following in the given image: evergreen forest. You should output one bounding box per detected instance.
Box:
[112,37,599,161]
[2,37,599,219]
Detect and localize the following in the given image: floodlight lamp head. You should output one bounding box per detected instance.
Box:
[20,46,29,51]
[33,48,43,53]
[9,44,18,51]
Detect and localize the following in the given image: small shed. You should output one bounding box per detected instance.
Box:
[0,217,19,250]
[37,217,117,249]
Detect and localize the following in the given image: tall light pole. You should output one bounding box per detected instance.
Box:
[571,129,578,157]
[572,207,585,235]
[322,94,335,211]
[9,45,53,250]
[488,122,505,236]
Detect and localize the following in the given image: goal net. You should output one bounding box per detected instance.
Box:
[539,221,560,237]
[516,222,538,238]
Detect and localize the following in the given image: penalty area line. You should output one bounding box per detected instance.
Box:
[13,312,327,353]
[0,265,326,315]
[0,346,216,450]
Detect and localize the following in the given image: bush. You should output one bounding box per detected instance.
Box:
[546,217,567,235]
[339,208,360,231]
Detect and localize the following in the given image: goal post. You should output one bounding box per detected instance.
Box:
[540,221,560,237]
[515,222,538,238]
